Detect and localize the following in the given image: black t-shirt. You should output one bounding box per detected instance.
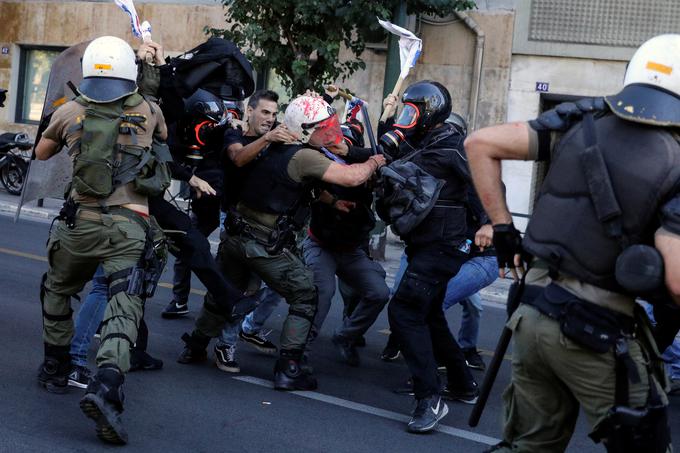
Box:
[222,128,261,210]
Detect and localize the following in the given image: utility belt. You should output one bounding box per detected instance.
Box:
[55,198,168,300]
[225,211,296,255]
[433,199,464,209]
[525,283,670,453]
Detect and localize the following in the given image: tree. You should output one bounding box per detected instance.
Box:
[209,0,476,96]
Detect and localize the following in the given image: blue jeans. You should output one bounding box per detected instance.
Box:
[442,255,498,349]
[218,286,282,345]
[643,302,680,380]
[393,252,497,349]
[70,265,108,367]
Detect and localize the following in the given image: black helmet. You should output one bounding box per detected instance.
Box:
[184,88,226,123]
[446,112,467,136]
[224,100,245,122]
[395,80,452,136]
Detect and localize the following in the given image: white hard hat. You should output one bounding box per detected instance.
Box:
[79,36,138,103]
[605,34,680,127]
[284,95,337,144]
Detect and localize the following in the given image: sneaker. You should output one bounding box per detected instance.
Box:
[462,347,486,371]
[239,329,277,354]
[129,350,163,372]
[214,343,240,373]
[380,343,401,362]
[68,365,92,389]
[441,381,479,405]
[407,395,448,433]
[332,334,360,367]
[161,300,189,319]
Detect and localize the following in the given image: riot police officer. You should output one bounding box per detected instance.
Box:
[466,34,680,452]
[35,36,171,444]
[379,80,479,433]
[178,95,385,390]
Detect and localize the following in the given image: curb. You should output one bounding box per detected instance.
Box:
[0,201,56,220]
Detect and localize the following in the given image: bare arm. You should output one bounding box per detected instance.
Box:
[464,122,531,225]
[321,155,385,187]
[656,228,680,306]
[35,137,60,160]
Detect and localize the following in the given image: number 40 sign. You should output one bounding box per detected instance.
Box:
[536,82,549,92]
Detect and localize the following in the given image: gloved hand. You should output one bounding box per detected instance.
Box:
[492,223,526,280]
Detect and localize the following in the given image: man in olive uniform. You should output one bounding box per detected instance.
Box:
[178,95,385,390]
[466,34,680,452]
[35,36,170,445]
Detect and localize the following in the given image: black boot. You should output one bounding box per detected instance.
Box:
[37,344,71,394]
[177,331,210,364]
[274,349,318,391]
[129,349,164,372]
[79,365,128,444]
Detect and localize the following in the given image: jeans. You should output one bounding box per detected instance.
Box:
[302,236,390,342]
[392,251,497,349]
[218,286,282,345]
[442,255,498,349]
[643,302,680,380]
[388,245,474,398]
[70,265,108,367]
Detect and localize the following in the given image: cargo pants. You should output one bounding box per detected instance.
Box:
[42,208,149,372]
[196,233,317,352]
[495,303,670,452]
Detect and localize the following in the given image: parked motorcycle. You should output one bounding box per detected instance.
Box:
[0,132,32,195]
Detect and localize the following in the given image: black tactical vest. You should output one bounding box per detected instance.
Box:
[524,113,680,291]
[239,143,309,215]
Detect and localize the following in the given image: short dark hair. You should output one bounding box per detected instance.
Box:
[248,89,279,109]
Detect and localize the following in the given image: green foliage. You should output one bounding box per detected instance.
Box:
[209,0,476,96]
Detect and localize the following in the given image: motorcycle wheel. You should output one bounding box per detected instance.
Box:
[1,155,28,195]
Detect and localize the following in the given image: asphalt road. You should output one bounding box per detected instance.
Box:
[1,213,678,452]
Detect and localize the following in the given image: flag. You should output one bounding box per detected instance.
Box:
[114,0,143,39]
[343,96,364,124]
[378,18,422,79]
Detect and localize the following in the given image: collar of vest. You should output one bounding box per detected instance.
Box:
[76,92,144,108]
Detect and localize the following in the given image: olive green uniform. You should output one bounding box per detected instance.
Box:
[41,98,166,372]
[196,148,331,351]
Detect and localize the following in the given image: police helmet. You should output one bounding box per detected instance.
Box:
[605,34,680,127]
[445,112,468,136]
[184,88,228,123]
[394,81,452,135]
[340,119,365,147]
[79,36,138,103]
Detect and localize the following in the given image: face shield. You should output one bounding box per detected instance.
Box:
[304,113,343,148]
[394,102,421,131]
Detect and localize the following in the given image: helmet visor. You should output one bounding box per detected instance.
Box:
[306,114,343,147]
[394,103,420,130]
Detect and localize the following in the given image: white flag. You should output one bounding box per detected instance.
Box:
[378,18,422,79]
[114,0,144,39]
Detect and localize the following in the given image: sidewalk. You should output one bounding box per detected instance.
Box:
[0,189,511,305]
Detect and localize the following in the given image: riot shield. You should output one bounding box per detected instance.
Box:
[15,40,90,221]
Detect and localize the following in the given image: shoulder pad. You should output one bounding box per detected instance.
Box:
[530,97,608,132]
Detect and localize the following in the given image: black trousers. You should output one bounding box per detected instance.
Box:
[148,196,243,313]
[388,244,474,399]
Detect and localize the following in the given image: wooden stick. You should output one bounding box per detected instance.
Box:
[379,75,405,122]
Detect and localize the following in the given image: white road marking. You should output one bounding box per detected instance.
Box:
[232,375,501,446]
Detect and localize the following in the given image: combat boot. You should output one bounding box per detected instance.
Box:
[37,344,72,394]
[274,349,318,391]
[177,331,210,364]
[79,365,127,445]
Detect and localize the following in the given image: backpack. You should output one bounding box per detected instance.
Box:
[376,149,445,237]
[69,94,172,200]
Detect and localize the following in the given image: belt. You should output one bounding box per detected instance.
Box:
[76,209,131,223]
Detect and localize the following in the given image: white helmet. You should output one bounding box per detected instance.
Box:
[79,36,138,103]
[605,34,680,126]
[284,95,342,146]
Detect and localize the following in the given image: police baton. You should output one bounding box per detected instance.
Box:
[326,86,379,155]
[468,280,525,427]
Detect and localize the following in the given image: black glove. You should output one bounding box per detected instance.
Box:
[492,223,524,270]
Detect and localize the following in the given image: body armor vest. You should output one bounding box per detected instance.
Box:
[524,113,680,291]
[239,143,309,216]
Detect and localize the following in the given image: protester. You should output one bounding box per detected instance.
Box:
[466,34,680,452]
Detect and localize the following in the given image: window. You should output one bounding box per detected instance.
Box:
[16,46,65,124]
